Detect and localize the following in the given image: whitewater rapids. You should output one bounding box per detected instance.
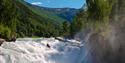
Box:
[0,38,90,63]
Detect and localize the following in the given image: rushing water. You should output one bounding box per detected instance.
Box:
[0,38,91,63]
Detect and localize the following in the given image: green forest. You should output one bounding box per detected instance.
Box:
[0,0,69,40]
[0,0,125,40]
[70,0,125,37]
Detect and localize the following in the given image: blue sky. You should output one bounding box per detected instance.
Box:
[24,0,85,9]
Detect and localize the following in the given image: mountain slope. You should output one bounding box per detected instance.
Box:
[0,0,67,39]
[33,6,79,22]
[22,0,79,22]
[19,0,67,23]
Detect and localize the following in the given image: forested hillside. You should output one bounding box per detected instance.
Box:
[71,0,115,37]
[71,0,125,36]
[0,0,70,40]
[19,0,67,24]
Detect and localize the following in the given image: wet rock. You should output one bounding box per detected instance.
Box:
[0,38,5,46]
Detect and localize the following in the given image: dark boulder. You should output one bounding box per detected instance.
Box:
[47,44,51,48]
[0,38,5,46]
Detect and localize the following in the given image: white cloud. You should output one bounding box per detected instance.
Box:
[31,2,43,5]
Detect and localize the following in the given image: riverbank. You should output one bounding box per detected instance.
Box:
[0,37,16,46]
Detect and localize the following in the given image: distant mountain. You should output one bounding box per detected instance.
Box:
[42,7,79,22]
[30,5,79,22]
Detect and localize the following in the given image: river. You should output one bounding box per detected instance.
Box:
[0,38,91,63]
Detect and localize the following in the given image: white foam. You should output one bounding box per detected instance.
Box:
[0,38,86,63]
